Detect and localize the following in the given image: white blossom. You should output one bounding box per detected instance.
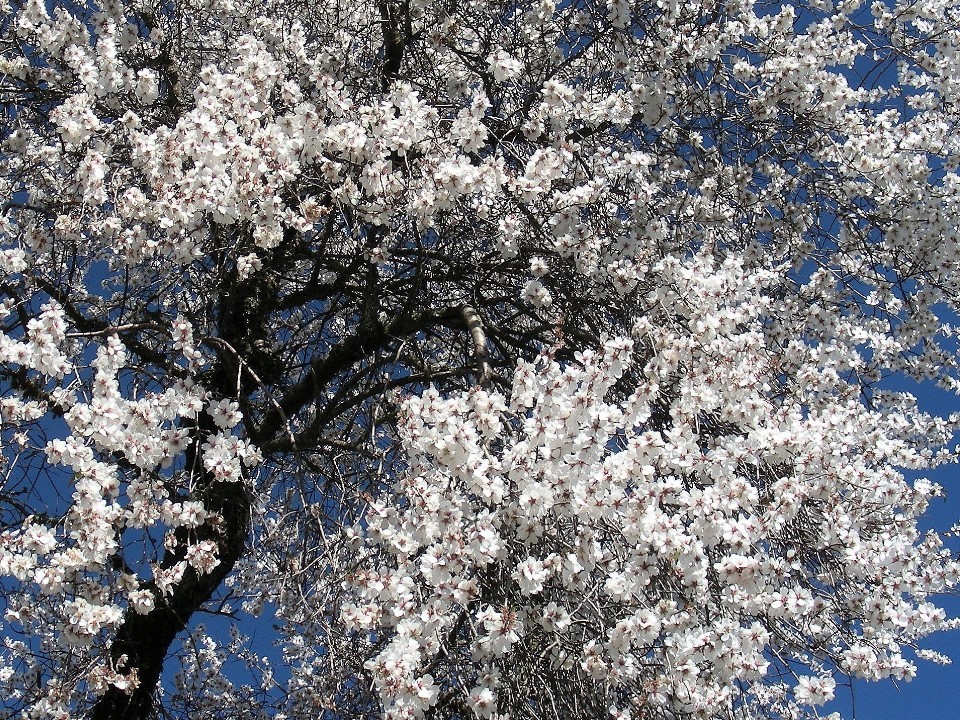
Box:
[1,0,960,717]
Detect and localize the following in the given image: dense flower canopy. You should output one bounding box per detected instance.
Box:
[1,0,960,718]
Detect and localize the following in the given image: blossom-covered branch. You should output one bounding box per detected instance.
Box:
[1,0,959,718]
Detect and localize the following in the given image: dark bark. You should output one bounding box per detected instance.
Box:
[377,0,409,90]
[89,479,249,720]
[86,241,424,717]
[88,257,265,719]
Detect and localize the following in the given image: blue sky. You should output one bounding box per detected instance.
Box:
[828,378,960,720]
[839,561,960,720]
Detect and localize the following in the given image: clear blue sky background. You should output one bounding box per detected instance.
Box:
[808,3,960,713]
[828,378,960,720]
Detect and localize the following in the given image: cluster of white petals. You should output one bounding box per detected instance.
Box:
[340,254,959,718]
[1,0,960,717]
[0,315,255,707]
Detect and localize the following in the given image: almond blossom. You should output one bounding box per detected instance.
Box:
[1,0,959,718]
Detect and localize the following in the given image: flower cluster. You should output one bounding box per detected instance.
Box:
[342,253,959,719]
[1,0,960,717]
[0,317,256,704]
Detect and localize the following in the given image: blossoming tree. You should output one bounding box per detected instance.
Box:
[2,0,960,717]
